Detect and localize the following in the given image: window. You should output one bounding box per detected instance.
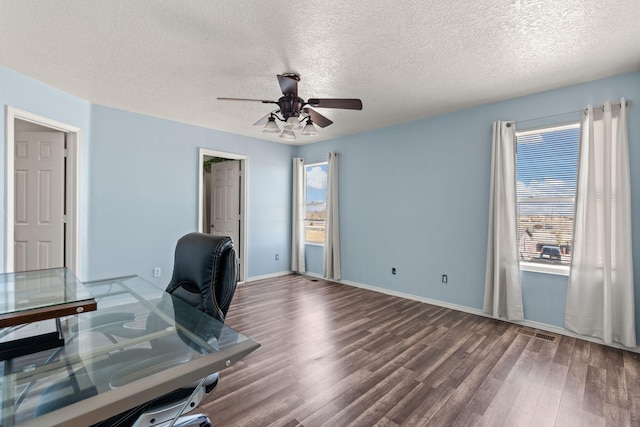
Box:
[305,162,328,244]
[516,123,580,270]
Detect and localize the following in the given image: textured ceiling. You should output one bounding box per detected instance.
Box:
[1,0,639,145]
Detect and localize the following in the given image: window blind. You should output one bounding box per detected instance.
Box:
[305,163,328,244]
[515,124,580,266]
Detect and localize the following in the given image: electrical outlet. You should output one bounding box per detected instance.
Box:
[153,267,161,278]
[392,267,396,275]
[275,253,279,261]
[442,274,448,284]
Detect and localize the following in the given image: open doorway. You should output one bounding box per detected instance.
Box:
[5,107,82,275]
[198,148,247,283]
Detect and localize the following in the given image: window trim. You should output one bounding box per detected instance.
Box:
[520,261,569,276]
[515,122,580,276]
[516,122,580,137]
[305,241,325,247]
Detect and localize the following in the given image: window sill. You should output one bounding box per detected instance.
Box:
[520,261,570,276]
[305,242,325,247]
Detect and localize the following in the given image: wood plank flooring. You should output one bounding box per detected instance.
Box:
[201,275,640,427]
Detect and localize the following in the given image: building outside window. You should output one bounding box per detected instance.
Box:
[516,123,580,269]
[305,162,328,244]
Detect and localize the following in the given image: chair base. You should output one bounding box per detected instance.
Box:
[133,414,210,427]
[132,387,206,427]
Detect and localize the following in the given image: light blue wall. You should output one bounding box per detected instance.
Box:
[305,244,324,275]
[0,66,91,273]
[521,270,568,327]
[87,105,294,283]
[4,63,640,341]
[296,72,640,341]
[1,65,294,283]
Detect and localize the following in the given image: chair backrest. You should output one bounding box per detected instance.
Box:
[165,233,238,323]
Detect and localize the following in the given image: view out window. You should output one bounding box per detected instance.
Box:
[516,123,580,268]
[305,162,328,244]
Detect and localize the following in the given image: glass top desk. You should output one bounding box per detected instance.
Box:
[0,268,97,328]
[0,274,260,427]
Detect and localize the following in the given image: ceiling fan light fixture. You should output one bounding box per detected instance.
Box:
[284,116,303,131]
[301,119,318,136]
[279,129,297,140]
[262,116,280,133]
[218,74,362,141]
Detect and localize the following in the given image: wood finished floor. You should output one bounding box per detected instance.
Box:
[201,275,640,427]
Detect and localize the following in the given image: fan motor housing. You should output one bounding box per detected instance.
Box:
[278,95,305,119]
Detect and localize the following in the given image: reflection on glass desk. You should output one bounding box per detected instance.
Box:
[0,275,260,427]
[0,268,97,328]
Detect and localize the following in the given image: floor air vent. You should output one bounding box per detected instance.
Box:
[516,327,558,343]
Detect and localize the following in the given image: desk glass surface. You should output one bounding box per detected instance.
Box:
[0,275,259,427]
[0,268,96,327]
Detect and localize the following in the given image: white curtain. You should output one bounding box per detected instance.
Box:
[565,99,635,347]
[484,121,524,321]
[291,157,306,273]
[323,152,341,280]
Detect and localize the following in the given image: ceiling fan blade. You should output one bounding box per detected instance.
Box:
[304,108,333,128]
[253,112,272,126]
[217,97,276,104]
[306,98,363,110]
[277,74,298,97]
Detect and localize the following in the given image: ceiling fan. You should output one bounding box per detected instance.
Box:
[217,73,362,140]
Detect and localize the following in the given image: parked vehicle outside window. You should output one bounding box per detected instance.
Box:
[540,245,562,262]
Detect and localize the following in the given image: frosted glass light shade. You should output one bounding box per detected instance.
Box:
[284,116,303,131]
[263,117,280,134]
[279,129,296,140]
[301,121,318,136]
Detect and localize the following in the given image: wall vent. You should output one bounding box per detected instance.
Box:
[516,327,558,343]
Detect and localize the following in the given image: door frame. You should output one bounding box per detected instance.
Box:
[198,148,247,283]
[5,106,82,275]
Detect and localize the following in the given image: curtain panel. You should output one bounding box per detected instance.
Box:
[291,158,306,273]
[565,99,636,347]
[484,121,524,321]
[323,152,341,280]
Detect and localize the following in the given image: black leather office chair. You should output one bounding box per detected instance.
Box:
[36,233,238,427]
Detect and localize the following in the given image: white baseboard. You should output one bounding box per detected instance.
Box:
[245,270,292,282]
[337,278,487,317]
[300,271,323,279]
[327,276,640,354]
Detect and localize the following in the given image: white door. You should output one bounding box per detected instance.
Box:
[210,160,241,269]
[210,160,241,241]
[14,131,65,271]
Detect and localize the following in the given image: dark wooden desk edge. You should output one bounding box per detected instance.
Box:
[0,299,97,328]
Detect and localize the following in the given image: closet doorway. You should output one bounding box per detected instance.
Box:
[198,148,247,282]
[5,107,81,275]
